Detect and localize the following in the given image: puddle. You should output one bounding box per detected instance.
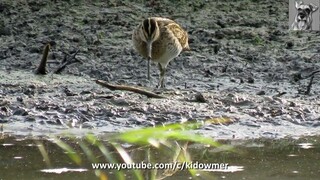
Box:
[0,135,319,180]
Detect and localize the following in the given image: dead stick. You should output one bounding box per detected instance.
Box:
[305,75,315,95]
[95,80,166,99]
[35,44,50,75]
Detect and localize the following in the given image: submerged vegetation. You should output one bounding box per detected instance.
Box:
[39,122,230,180]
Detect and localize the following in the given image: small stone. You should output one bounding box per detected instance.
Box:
[16,96,23,102]
[64,87,77,96]
[25,116,36,122]
[72,36,80,42]
[217,19,226,28]
[28,46,40,53]
[256,91,265,95]
[288,101,296,107]
[204,69,214,77]
[230,79,236,83]
[23,88,35,96]
[215,30,225,39]
[213,44,221,54]
[228,106,237,113]
[13,108,28,116]
[207,38,219,44]
[195,92,206,103]
[286,41,294,49]
[248,77,254,84]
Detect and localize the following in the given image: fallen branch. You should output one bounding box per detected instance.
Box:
[95,80,166,99]
[35,44,50,75]
[53,49,81,74]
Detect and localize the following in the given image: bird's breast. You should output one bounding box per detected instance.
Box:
[151,40,182,65]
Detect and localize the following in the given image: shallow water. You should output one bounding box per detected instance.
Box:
[1,0,320,142]
[0,135,319,180]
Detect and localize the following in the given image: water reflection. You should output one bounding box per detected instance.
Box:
[298,143,314,149]
[40,168,88,174]
[0,135,319,180]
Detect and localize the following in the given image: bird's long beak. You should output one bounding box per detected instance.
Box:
[147,41,152,59]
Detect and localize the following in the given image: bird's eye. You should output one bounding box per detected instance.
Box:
[306,9,310,13]
[298,8,302,11]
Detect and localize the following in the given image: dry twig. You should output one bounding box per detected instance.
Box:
[53,50,81,74]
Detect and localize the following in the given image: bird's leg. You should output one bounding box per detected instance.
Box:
[157,63,166,88]
[147,41,152,81]
[147,58,151,80]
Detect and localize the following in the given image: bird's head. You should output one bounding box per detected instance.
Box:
[139,18,160,58]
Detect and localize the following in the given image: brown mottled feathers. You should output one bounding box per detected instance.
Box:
[132,17,189,60]
[152,17,189,50]
[166,23,189,50]
[132,17,189,88]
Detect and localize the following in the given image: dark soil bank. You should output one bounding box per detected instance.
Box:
[0,0,320,139]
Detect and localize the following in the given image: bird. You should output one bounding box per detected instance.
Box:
[132,17,190,88]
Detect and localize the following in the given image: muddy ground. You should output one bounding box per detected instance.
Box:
[0,0,320,139]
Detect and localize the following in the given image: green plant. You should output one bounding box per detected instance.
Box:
[252,35,265,45]
[38,122,231,180]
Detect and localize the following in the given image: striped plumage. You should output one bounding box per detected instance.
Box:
[132,17,190,88]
